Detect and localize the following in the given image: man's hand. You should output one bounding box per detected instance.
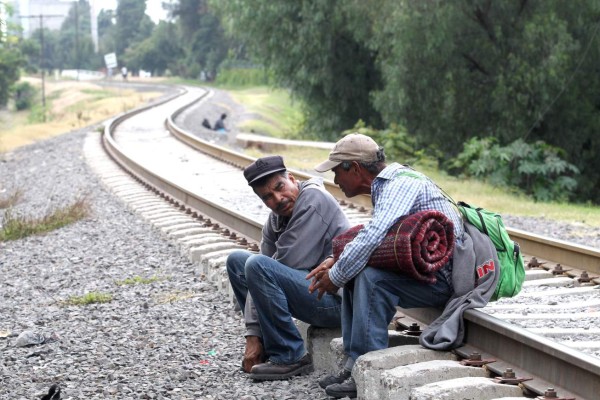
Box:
[242,336,264,372]
[307,257,339,300]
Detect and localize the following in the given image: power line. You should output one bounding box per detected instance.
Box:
[18,13,62,121]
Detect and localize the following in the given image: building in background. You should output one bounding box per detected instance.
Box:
[13,0,99,51]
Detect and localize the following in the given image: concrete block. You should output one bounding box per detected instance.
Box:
[329,337,347,372]
[161,223,204,235]
[167,226,213,239]
[409,376,523,400]
[153,218,194,228]
[181,234,228,249]
[190,242,241,263]
[306,325,342,373]
[524,269,553,281]
[354,345,457,399]
[380,360,487,400]
[522,277,573,288]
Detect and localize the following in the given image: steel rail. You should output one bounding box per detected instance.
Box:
[102,87,263,243]
[165,89,600,279]
[399,307,600,400]
[105,86,600,400]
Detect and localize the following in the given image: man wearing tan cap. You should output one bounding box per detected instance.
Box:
[308,133,467,398]
[226,155,350,381]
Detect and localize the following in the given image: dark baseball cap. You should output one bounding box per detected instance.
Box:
[243,156,287,186]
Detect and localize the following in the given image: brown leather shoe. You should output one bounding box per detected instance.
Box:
[249,353,313,381]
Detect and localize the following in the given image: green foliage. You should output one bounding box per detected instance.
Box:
[210,0,600,203]
[13,81,36,111]
[123,21,183,75]
[115,0,153,58]
[0,198,89,241]
[214,67,272,87]
[211,0,383,140]
[0,42,23,107]
[27,103,49,124]
[341,120,419,165]
[115,275,159,286]
[451,137,579,202]
[64,292,113,306]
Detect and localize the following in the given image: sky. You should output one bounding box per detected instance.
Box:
[98,0,171,23]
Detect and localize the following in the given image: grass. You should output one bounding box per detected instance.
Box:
[0,189,23,209]
[228,87,303,137]
[0,197,90,241]
[0,78,163,152]
[115,275,160,286]
[63,291,113,306]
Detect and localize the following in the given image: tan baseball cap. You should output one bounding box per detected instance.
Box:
[314,133,380,172]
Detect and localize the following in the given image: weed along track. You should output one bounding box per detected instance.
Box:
[85,86,600,399]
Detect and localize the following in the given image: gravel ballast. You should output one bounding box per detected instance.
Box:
[0,128,325,399]
[2,123,600,399]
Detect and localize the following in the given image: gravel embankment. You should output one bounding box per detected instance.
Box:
[2,89,599,399]
[0,129,327,399]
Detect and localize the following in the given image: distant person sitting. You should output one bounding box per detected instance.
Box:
[213,113,227,132]
[202,118,212,130]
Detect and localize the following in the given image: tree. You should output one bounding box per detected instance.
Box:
[365,0,600,201]
[0,3,23,106]
[58,0,100,70]
[210,0,383,139]
[123,20,183,75]
[169,0,230,79]
[115,0,153,58]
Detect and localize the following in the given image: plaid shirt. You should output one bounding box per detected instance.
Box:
[329,163,464,287]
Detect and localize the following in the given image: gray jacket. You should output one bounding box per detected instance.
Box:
[419,222,500,349]
[245,177,350,337]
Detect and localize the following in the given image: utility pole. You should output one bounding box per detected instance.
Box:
[19,14,62,122]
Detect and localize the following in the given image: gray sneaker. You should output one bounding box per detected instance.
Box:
[318,369,351,389]
[325,376,357,399]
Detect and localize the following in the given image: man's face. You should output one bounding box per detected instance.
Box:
[254,173,300,217]
[332,164,360,198]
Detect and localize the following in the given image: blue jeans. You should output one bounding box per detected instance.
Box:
[342,266,452,369]
[226,250,342,364]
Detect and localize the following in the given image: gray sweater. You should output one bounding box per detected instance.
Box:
[419,222,500,349]
[245,177,350,337]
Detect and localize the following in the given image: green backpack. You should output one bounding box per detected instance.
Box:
[397,168,526,301]
[455,201,526,301]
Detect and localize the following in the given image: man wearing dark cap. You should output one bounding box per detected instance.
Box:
[307,133,488,399]
[226,155,350,380]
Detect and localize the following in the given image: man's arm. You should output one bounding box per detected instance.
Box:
[329,177,422,287]
[274,188,347,270]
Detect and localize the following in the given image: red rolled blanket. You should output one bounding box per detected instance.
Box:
[332,210,455,284]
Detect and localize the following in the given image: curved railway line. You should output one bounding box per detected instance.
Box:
[88,86,600,400]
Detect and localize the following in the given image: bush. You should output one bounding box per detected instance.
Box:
[450,137,579,202]
[214,67,272,87]
[341,120,420,165]
[13,81,36,111]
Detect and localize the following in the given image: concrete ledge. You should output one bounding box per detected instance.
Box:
[354,345,457,399]
[380,360,488,400]
[409,376,523,400]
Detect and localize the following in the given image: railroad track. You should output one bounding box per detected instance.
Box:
[86,85,600,400]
